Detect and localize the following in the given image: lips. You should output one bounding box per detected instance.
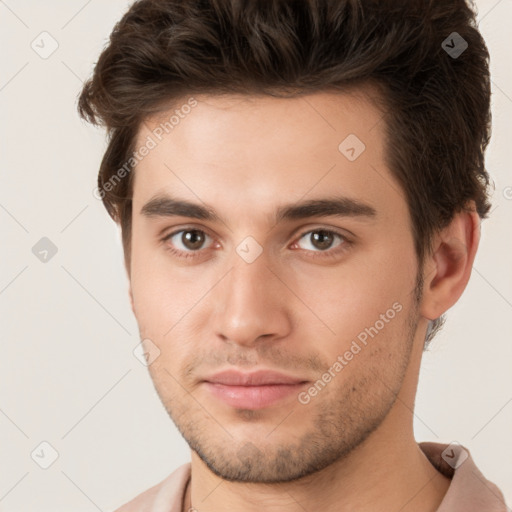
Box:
[202,369,309,410]
[204,370,307,386]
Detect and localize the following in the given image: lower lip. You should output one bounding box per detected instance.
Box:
[203,382,307,410]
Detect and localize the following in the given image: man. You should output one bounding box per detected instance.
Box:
[78,0,508,510]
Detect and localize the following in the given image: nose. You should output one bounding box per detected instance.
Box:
[210,251,293,348]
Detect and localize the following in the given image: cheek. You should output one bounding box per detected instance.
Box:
[130,247,215,359]
[130,242,173,332]
[289,253,415,340]
[130,231,180,312]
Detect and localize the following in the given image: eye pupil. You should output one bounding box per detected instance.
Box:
[311,230,334,250]
[183,230,204,250]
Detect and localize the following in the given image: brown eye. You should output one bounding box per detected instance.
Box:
[296,230,345,252]
[181,230,206,250]
[164,229,212,253]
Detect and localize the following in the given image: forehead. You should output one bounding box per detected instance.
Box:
[131,89,404,223]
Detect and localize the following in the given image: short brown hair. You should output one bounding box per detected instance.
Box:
[78,0,492,345]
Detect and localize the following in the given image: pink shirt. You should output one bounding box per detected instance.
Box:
[113,442,508,511]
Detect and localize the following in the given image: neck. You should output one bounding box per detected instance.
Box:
[183,413,450,512]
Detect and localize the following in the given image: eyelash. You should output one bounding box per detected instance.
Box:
[161,227,351,261]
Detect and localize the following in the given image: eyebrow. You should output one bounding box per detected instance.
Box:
[140,194,377,224]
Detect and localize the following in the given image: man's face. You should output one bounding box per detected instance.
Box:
[129,91,422,482]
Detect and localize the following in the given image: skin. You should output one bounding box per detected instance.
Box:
[127,90,480,512]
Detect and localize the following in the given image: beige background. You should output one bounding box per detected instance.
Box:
[0,1,511,510]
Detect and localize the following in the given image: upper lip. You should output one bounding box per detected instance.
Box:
[203,369,308,386]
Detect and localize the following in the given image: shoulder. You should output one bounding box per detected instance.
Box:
[419,442,509,511]
[113,463,191,512]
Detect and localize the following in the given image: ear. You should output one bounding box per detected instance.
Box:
[420,202,481,320]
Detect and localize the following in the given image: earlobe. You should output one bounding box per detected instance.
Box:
[420,204,480,320]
